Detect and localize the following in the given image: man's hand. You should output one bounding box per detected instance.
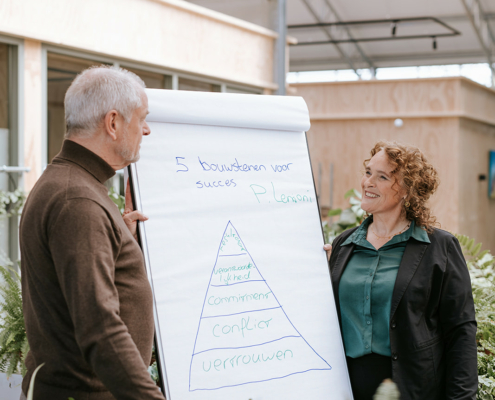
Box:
[123,179,148,240]
[323,244,332,261]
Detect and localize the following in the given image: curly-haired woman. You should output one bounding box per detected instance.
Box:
[325,141,477,400]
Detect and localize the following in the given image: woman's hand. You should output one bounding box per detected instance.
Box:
[123,179,148,241]
[323,244,332,261]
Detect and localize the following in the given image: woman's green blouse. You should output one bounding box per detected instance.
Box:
[339,217,430,358]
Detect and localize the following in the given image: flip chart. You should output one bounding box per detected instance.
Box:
[129,89,353,400]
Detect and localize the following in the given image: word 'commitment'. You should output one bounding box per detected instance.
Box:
[207,291,272,306]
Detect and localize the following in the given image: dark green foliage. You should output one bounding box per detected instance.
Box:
[0,264,29,377]
[456,234,495,399]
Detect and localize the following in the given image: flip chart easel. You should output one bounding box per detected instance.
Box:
[129,89,353,400]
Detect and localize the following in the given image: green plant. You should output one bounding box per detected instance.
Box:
[148,361,159,384]
[0,264,29,377]
[0,188,26,219]
[108,187,125,215]
[456,234,495,399]
[148,344,160,385]
[323,189,365,244]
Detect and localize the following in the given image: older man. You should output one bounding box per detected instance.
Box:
[19,66,165,399]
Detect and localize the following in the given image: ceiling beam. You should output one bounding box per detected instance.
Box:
[290,50,487,70]
[461,0,495,86]
[299,0,375,77]
[320,0,376,76]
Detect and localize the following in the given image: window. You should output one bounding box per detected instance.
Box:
[179,77,221,92]
[44,49,262,198]
[47,52,107,162]
[124,66,172,89]
[225,86,260,94]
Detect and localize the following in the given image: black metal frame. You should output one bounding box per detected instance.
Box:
[288,16,461,46]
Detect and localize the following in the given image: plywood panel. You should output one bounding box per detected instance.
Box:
[293,78,460,118]
[306,117,460,234]
[459,118,495,253]
[460,79,495,126]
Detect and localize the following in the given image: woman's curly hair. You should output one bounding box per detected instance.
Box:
[364,141,440,233]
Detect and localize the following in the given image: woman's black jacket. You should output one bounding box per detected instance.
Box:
[329,226,478,400]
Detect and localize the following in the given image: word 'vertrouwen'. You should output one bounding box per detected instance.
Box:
[201,349,294,372]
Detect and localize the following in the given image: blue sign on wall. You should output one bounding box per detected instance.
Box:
[490,151,495,199]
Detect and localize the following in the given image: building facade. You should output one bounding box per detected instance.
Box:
[0,0,279,262]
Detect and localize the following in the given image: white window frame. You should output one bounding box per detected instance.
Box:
[0,34,24,263]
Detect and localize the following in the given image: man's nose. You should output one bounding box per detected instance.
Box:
[143,122,151,136]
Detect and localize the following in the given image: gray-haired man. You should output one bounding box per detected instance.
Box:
[19,66,165,399]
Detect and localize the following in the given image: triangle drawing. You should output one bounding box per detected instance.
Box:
[189,221,332,391]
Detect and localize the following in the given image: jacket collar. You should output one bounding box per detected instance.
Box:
[330,238,356,338]
[53,139,116,184]
[390,238,429,320]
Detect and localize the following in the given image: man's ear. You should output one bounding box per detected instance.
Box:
[103,110,120,141]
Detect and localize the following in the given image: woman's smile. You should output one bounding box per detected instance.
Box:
[365,191,379,199]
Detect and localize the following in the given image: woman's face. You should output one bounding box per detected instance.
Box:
[361,150,406,217]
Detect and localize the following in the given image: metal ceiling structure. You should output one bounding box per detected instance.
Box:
[186,0,495,81]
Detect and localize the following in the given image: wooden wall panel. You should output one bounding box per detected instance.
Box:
[306,118,460,233]
[294,78,460,118]
[459,118,495,251]
[460,79,495,126]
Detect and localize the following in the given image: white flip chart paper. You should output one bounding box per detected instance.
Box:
[130,89,353,400]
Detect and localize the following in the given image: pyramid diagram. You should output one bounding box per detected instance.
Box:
[189,221,331,391]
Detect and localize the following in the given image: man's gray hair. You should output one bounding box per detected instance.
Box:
[64,66,146,138]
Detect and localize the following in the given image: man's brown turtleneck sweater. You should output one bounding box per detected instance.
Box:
[20,140,164,400]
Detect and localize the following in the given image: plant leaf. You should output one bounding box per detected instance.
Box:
[327,208,342,217]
